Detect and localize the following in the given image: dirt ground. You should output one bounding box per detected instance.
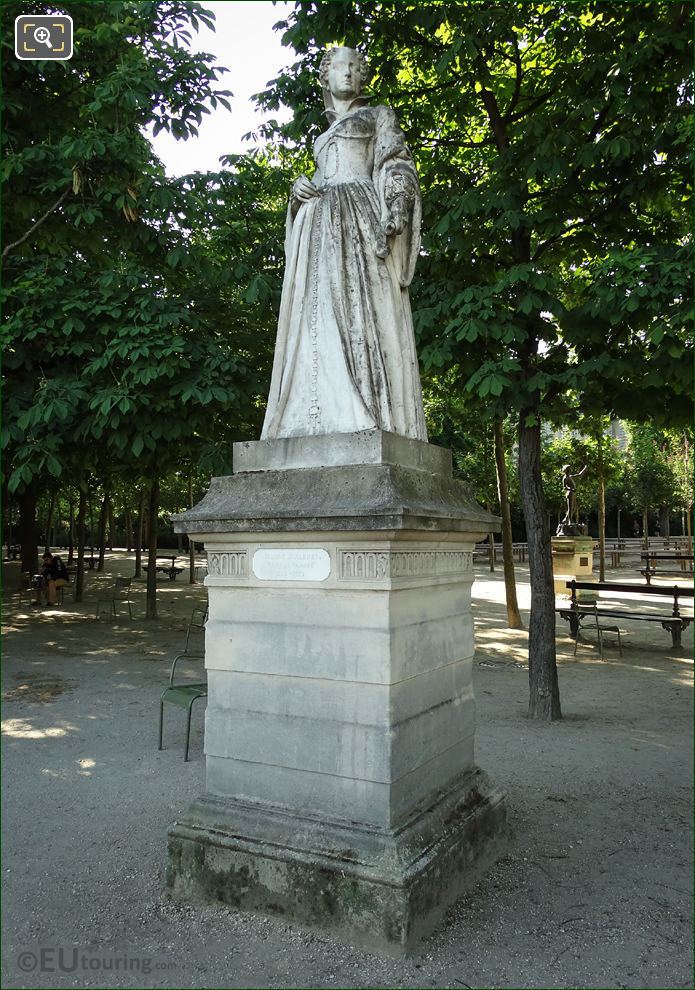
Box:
[2,552,692,990]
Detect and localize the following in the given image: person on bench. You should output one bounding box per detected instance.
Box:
[33,551,69,607]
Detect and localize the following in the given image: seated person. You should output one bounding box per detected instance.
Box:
[33,551,69,606]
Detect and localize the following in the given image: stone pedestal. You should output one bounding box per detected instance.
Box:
[169,430,508,951]
[552,535,596,597]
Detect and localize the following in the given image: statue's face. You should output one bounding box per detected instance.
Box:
[326,48,362,100]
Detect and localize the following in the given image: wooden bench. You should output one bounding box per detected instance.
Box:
[639,552,693,585]
[143,556,184,581]
[557,579,693,650]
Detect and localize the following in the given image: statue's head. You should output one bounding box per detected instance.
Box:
[320,46,369,109]
[562,464,571,473]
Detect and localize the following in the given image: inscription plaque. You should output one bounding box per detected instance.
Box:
[252,548,331,582]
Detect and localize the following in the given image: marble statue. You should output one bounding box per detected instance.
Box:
[261,46,428,442]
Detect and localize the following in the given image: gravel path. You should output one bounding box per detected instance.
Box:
[2,554,692,989]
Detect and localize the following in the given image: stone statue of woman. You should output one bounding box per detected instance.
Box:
[261,46,428,442]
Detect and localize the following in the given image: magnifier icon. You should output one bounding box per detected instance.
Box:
[33,26,52,48]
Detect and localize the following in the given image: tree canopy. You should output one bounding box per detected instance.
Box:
[258,0,692,426]
[2,2,275,502]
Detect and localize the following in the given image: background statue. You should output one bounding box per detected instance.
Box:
[558,464,588,532]
[261,46,428,441]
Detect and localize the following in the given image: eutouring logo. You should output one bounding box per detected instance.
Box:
[16,948,177,976]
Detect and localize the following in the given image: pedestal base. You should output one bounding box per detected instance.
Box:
[552,536,595,597]
[167,768,508,953]
[170,430,507,951]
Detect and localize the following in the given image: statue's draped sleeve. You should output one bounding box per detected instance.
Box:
[373,106,421,288]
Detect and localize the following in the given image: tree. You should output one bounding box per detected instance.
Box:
[625,424,678,549]
[1,1,231,575]
[494,417,523,628]
[669,429,694,548]
[257,1,692,719]
[2,3,283,615]
[2,1,231,263]
[400,370,524,623]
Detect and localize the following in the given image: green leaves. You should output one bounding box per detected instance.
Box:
[2,1,273,493]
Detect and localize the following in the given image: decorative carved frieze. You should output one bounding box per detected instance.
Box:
[207,551,248,578]
[338,549,472,580]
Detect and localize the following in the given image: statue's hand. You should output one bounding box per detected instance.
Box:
[383,193,408,236]
[293,175,320,203]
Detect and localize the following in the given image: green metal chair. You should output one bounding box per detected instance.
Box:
[573,603,623,660]
[96,576,132,619]
[158,606,208,761]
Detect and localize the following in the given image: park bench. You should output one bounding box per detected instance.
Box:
[143,555,184,581]
[158,606,208,761]
[556,579,693,650]
[639,552,693,585]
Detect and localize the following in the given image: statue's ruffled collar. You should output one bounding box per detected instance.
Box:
[323,92,373,124]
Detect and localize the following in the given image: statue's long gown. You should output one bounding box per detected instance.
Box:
[261,104,428,441]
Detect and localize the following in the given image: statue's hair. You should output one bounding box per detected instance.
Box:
[319,46,369,90]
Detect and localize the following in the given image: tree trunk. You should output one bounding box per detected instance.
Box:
[642,507,649,551]
[1,479,9,553]
[88,498,95,554]
[17,482,39,575]
[74,487,87,602]
[494,418,523,628]
[107,501,114,551]
[487,512,496,572]
[518,412,561,721]
[658,505,670,540]
[188,477,196,584]
[67,500,75,564]
[124,507,132,553]
[134,488,145,578]
[684,432,692,552]
[686,502,693,555]
[616,506,621,541]
[145,477,159,620]
[43,492,55,552]
[597,432,606,582]
[97,491,109,571]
